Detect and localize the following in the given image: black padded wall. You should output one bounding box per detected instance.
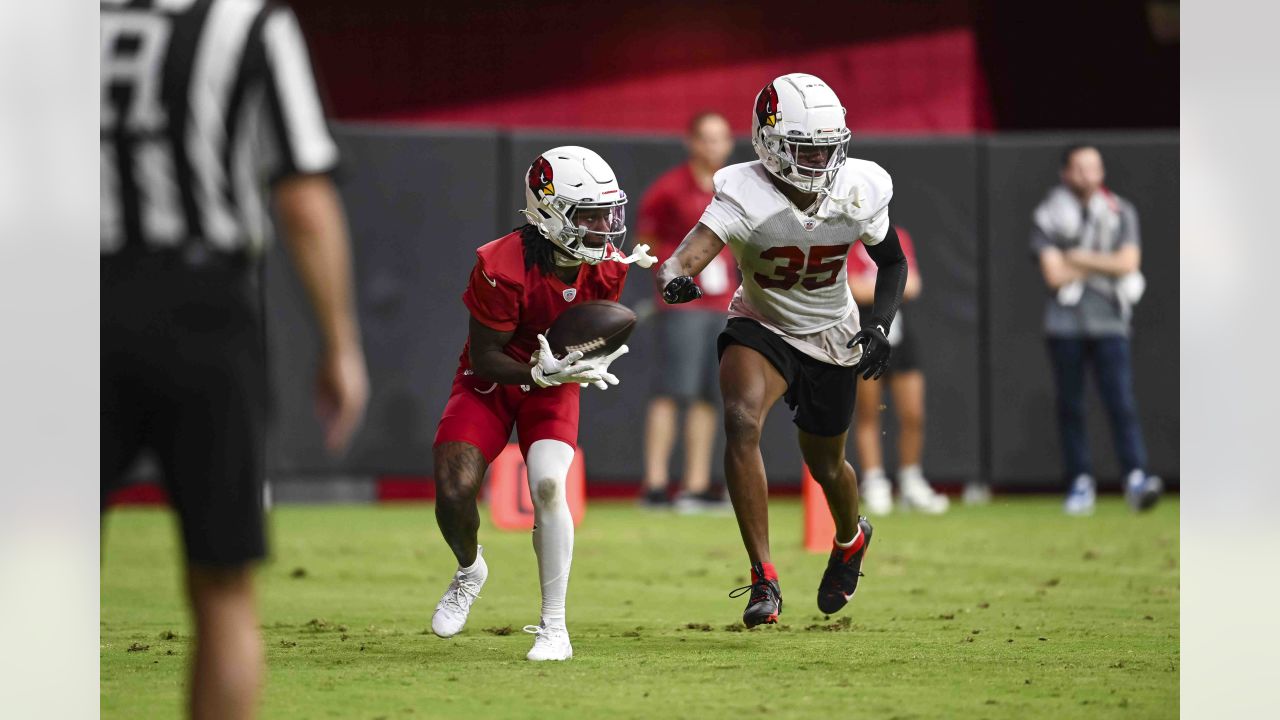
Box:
[983,132,1179,487]
[266,126,501,474]
[264,125,1177,489]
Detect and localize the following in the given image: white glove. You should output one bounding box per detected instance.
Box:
[530,334,604,388]
[608,244,658,268]
[578,344,629,390]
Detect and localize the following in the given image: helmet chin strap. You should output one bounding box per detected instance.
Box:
[551,243,585,267]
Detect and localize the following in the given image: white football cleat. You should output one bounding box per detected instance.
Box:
[523,624,573,661]
[431,550,487,638]
[898,474,950,514]
[860,474,894,516]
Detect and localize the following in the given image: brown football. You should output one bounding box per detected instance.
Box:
[545,300,636,360]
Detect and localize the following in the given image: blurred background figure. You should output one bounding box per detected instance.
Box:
[847,227,948,515]
[637,112,738,512]
[1031,145,1161,516]
[100,0,368,717]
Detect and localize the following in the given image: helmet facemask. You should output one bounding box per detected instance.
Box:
[562,195,628,265]
[524,193,628,266]
[769,128,850,194]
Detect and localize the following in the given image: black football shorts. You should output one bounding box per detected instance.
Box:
[717,317,857,437]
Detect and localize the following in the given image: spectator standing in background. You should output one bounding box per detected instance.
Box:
[637,112,738,512]
[101,1,368,716]
[847,227,948,515]
[1032,145,1161,516]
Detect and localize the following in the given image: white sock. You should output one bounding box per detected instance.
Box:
[525,440,576,629]
[835,526,864,548]
[899,464,924,484]
[459,546,487,580]
[864,467,888,483]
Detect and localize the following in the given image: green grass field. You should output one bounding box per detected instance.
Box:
[102,497,1178,719]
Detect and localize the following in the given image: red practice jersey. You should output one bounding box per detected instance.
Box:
[637,164,738,311]
[458,230,629,371]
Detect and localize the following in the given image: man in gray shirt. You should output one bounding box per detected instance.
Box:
[1031,145,1161,515]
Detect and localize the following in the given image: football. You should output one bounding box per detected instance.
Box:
[545,300,636,360]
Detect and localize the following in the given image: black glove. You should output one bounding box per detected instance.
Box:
[662,276,703,305]
[846,324,892,380]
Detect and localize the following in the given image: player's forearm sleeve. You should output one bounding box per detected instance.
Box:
[865,224,908,332]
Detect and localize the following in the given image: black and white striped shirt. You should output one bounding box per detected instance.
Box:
[101,0,337,259]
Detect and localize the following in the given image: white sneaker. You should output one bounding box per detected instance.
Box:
[962,482,993,506]
[1063,474,1096,516]
[523,623,572,661]
[860,474,894,516]
[431,550,487,638]
[899,475,950,514]
[1124,470,1162,512]
[673,491,733,515]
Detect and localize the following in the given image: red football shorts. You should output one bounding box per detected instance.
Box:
[433,368,581,462]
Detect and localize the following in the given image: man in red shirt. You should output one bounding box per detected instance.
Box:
[846,227,948,514]
[637,112,738,512]
[429,147,653,661]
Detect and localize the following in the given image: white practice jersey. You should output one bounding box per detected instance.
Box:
[699,160,893,365]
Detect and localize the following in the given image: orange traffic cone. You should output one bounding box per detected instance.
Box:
[802,464,836,553]
[487,443,586,530]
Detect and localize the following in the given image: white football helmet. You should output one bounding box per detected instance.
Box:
[751,73,851,194]
[521,146,627,265]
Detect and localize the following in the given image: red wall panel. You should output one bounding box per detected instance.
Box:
[294,1,989,134]
[371,29,989,135]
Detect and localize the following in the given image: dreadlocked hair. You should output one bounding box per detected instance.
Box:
[517,224,560,275]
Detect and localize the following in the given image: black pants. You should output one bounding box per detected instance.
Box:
[102,255,267,566]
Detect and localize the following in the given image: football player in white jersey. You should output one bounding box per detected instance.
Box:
[655,73,909,627]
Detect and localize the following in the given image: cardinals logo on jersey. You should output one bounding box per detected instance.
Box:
[528,156,555,199]
[755,83,779,127]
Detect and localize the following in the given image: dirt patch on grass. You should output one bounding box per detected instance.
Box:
[804,617,852,632]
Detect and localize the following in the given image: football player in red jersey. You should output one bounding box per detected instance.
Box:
[429,147,655,661]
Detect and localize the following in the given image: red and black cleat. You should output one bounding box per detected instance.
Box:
[817,516,874,615]
[730,562,783,628]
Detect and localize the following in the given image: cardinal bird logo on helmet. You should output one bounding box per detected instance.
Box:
[755,83,779,127]
[528,156,555,199]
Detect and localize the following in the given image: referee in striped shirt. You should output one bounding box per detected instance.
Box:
[101,2,367,717]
